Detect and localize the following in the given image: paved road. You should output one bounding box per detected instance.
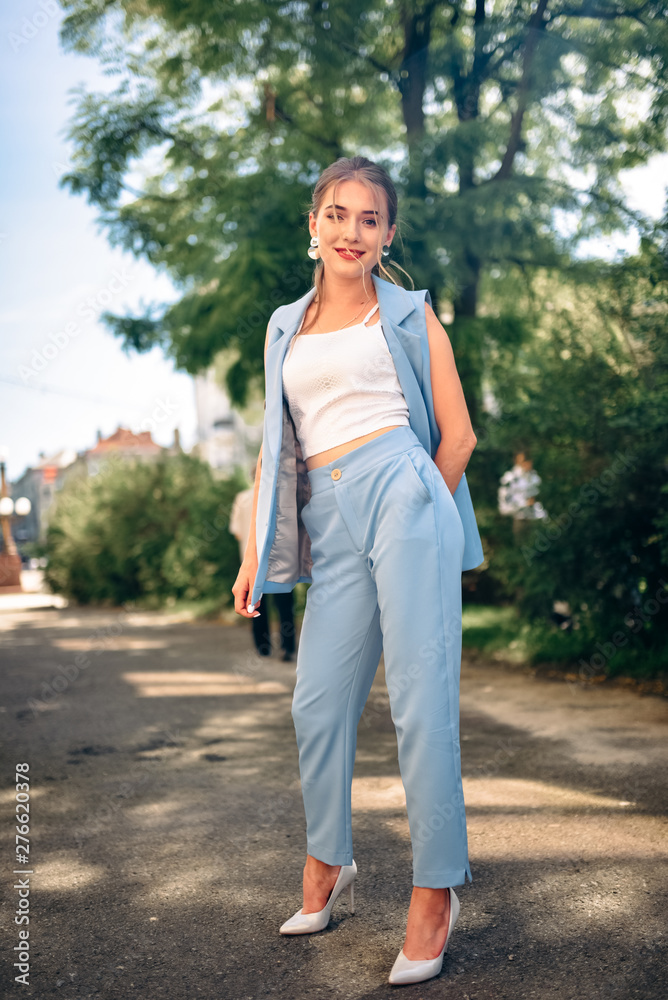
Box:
[2,601,666,999]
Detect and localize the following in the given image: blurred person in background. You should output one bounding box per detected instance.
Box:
[498,452,571,628]
[498,450,547,535]
[229,462,295,662]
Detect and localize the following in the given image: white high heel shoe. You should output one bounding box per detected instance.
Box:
[388,886,460,986]
[279,860,357,935]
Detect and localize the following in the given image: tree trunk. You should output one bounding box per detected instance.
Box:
[398,3,440,308]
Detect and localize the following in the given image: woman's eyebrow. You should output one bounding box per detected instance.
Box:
[324,203,379,215]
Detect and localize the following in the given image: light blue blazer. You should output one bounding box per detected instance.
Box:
[249,273,485,607]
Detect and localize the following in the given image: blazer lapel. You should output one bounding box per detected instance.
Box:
[373,275,431,453]
[264,287,317,460]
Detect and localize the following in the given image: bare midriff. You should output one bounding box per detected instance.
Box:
[305,425,403,471]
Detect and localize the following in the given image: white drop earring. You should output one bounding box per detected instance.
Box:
[308,235,320,260]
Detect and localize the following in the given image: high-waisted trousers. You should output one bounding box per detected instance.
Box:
[293,424,472,888]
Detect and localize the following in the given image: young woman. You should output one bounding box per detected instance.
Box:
[232,156,483,986]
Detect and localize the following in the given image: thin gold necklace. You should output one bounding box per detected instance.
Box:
[315,296,374,333]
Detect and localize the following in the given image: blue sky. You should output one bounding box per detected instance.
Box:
[0,3,197,482]
[1,4,666,483]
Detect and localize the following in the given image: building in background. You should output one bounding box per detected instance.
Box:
[192,367,262,476]
[10,425,182,547]
[82,425,168,476]
[8,364,262,552]
[11,448,78,551]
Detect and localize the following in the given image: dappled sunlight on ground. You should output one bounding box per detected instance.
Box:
[0,785,47,805]
[53,638,168,651]
[464,776,632,812]
[350,774,668,866]
[4,607,667,997]
[122,670,291,697]
[36,854,106,891]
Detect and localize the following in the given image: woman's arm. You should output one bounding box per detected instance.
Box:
[232,324,270,616]
[424,301,477,496]
[242,446,262,563]
[241,321,273,563]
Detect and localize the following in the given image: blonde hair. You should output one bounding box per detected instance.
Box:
[299,156,413,336]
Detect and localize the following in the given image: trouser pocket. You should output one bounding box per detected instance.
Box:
[402,450,434,505]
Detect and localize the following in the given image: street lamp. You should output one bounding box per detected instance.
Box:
[0,446,32,592]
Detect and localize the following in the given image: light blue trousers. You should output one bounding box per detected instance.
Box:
[294,425,472,888]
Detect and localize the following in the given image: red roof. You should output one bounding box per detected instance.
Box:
[88,426,162,454]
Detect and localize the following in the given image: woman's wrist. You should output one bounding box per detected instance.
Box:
[242,541,258,566]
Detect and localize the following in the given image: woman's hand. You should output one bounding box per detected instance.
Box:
[232,557,262,618]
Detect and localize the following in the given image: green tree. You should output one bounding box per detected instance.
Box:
[59,0,668,420]
[473,240,668,672]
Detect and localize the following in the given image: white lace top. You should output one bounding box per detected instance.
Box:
[281,302,410,461]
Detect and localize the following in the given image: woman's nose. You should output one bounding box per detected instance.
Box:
[342,220,361,241]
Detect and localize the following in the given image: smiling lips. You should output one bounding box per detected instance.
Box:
[335,248,365,259]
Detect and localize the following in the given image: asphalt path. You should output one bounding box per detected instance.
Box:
[1,600,666,999]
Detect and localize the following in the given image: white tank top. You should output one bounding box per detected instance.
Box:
[281,302,410,461]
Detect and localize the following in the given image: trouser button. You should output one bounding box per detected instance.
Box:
[331,468,342,480]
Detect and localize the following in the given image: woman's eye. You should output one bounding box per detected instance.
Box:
[326,214,376,225]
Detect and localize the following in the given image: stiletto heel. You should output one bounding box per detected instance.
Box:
[279,859,357,935]
[388,886,460,986]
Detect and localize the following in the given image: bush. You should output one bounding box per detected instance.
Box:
[465,246,668,677]
[44,452,246,607]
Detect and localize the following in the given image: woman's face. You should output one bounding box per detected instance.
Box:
[309,179,396,280]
